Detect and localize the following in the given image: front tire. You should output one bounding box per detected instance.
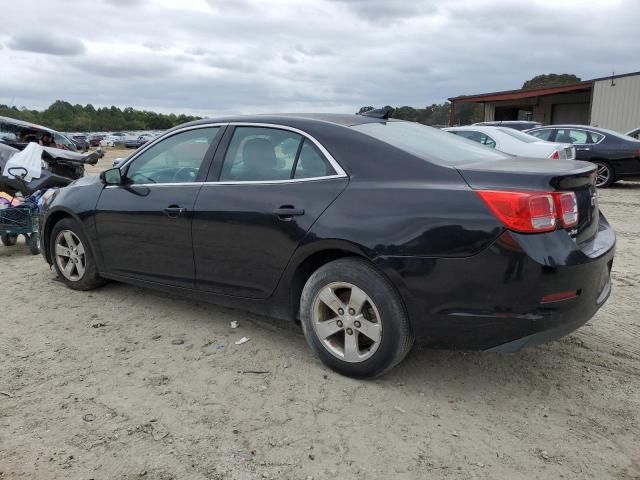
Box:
[50,218,106,291]
[594,161,614,188]
[300,258,413,378]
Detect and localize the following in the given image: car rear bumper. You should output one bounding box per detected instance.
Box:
[375,216,615,351]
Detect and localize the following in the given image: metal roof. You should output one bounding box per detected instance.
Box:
[449,81,593,104]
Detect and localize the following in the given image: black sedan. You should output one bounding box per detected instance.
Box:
[526,125,640,187]
[40,113,615,378]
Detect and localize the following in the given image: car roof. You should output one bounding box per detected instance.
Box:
[0,115,57,133]
[528,124,600,130]
[178,113,393,129]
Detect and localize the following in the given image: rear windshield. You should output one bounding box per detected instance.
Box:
[352,121,508,165]
[497,128,540,143]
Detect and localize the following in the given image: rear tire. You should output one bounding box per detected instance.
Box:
[300,257,413,378]
[50,218,106,291]
[1,234,18,246]
[594,161,614,188]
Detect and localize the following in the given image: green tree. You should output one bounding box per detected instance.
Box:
[522,73,581,90]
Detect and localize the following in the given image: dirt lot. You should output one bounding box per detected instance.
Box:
[1,148,639,479]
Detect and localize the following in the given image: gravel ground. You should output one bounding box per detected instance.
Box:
[1,149,639,479]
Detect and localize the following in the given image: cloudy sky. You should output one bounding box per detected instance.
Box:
[1,0,638,116]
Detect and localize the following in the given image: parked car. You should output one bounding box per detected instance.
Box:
[473,120,542,131]
[526,125,640,187]
[89,134,104,147]
[40,114,614,378]
[124,134,153,149]
[100,133,126,147]
[626,127,640,140]
[445,126,575,160]
[71,134,89,151]
[0,116,77,152]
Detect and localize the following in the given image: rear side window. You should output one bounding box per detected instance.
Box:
[352,122,508,166]
[529,129,554,141]
[497,128,539,143]
[220,127,335,181]
[294,139,335,178]
[454,130,497,148]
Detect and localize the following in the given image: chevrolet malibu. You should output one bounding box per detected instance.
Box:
[40,113,615,378]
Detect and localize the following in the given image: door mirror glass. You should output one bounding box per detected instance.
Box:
[101,167,123,185]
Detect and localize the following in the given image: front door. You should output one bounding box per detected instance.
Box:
[94,126,223,287]
[192,125,348,298]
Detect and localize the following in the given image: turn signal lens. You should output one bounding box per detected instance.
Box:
[549,150,560,160]
[476,190,556,233]
[554,192,578,227]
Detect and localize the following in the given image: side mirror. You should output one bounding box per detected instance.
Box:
[100,167,123,185]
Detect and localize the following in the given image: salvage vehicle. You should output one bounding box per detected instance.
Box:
[40,112,615,378]
[0,116,78,151]
[445,126,575,160]
[526,125,640,187]
[0,137,99,197]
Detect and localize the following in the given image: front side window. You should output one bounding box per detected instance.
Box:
[220,127,335,181]
[353,121,508,166]
[125,127,219,184]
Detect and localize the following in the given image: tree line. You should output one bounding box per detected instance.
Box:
[0,100,202,132]
[358,102,484,126]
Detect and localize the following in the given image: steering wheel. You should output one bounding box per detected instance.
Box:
[172,167,199,182]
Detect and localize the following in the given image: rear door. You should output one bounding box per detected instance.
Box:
[192,125,348,298]
[94,126,223,288]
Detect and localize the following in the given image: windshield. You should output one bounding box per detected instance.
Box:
[352,121,508,166]
[593,127,640,142]
[497,128,540,143]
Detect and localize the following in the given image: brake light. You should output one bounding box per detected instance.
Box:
[549,150,560,160]
[553,192,578,227]
[476,190,556,233]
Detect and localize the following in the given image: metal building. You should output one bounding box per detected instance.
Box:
[448,71,640,133]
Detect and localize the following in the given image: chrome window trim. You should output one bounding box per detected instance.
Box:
[115,121,348,186]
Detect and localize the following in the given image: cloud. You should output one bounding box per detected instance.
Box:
[7,33,86,56]
[0,0,638,117]
[328,0,438,23]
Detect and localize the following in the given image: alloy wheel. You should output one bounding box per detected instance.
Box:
[311,282,382,363]
[54,230,86,281]
[595,163,611,188]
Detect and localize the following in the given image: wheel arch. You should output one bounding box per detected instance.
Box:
[42,208,83,264]
[282,239,409,324]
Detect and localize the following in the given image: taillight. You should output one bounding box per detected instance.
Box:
[476,191,556,233]
[553,192,578,227]
[477,190,579,233]
[549,150,560,160]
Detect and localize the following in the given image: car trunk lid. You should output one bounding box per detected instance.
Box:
[456,158,598,244]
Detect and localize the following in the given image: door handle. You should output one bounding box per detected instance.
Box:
[272,206,305,220]
[164,206,187,217]
[576,147,590,151]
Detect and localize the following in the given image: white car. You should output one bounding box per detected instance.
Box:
[444,126,575,160]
